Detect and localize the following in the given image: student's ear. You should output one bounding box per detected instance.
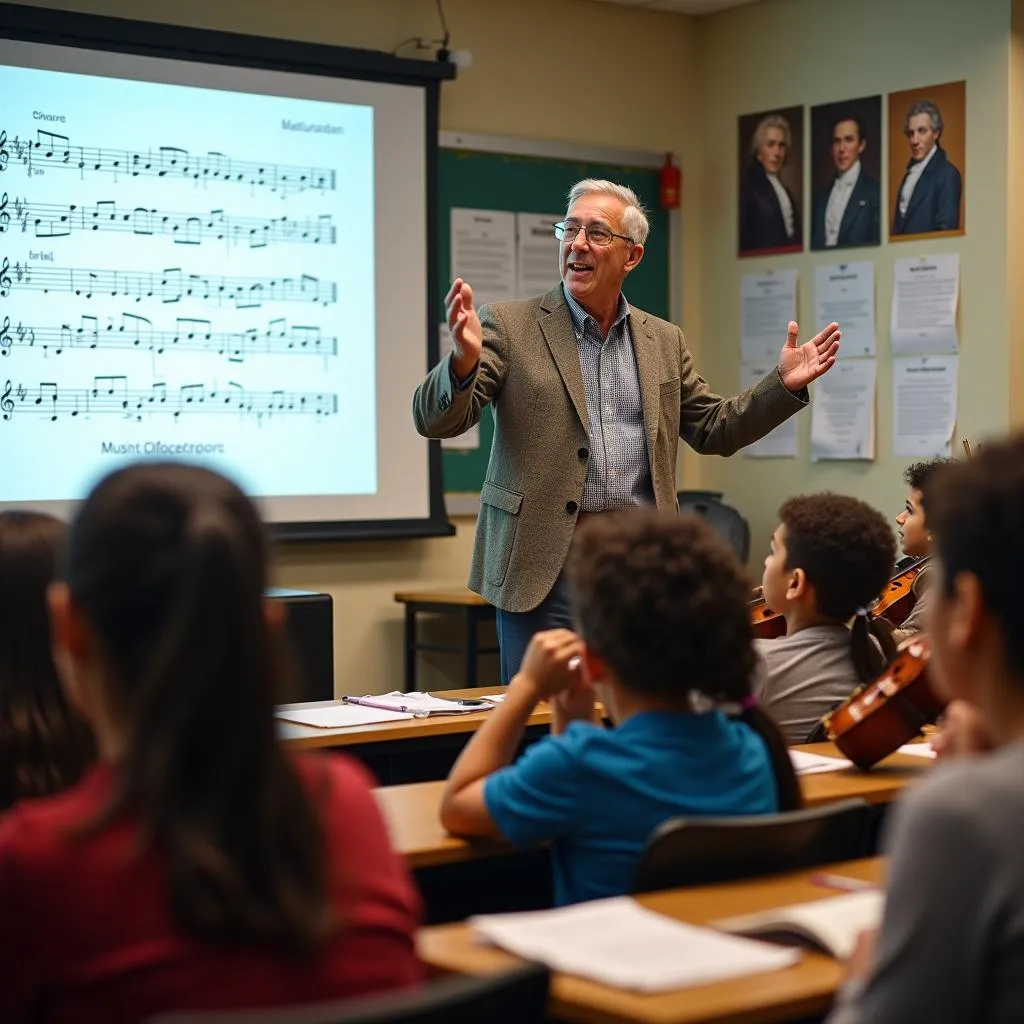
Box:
[581,646,611,687]
[786,567,808,600]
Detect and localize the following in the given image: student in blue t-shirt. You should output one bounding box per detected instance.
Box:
[439,509,801,906]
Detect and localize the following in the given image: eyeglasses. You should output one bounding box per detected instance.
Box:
[553,220,633,247]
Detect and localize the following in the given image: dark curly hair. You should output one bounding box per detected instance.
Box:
[923,435,1024,680]
[0,511,95,810]
[567,509,800,811]
[903,458,954,497]
[779,494,897,681]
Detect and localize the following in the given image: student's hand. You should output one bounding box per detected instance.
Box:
[514,629,585,700]
[778,320,840,392]
[551,676,597,732]
[445,278,482,377]
[842,927,878,983]
[932,699,991,760]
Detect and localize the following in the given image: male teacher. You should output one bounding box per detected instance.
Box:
[413,179,840,682]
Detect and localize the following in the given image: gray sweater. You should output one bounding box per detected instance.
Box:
[827,741,1024,1023]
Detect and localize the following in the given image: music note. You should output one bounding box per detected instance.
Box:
[0,257,10,297]
[0,380,12,420]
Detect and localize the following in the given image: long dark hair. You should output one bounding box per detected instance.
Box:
[568,510,801,812]
[68,463,330,954]
[0,511,95,809]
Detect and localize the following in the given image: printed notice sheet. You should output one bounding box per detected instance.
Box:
[516,212,560,300]
[890,254,959,355]
[814,262,875,358]
[741,269,797,365]
[893,355,958,456]
[450,208,516,308]
[739,362,797,458]
[810,358,876,461]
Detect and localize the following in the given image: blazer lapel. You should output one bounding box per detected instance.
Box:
[902,155,937,224]
[629,307,661,458]
[539,286,589,430]
[840,177,867,236]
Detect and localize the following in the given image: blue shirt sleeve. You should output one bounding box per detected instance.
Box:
[483,730,586,847]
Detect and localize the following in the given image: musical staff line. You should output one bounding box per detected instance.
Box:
[1,376,338,423]
[0,194,337,249]
[0,257,337,308]
[0,314,337,363]
[0,130,336,195]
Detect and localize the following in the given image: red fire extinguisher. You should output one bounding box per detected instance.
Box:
[660,153,681,209]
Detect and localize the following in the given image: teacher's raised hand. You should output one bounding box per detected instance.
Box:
[445,278,483,380]
[778,320,841,393]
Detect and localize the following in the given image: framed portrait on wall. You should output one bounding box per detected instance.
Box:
[737,105,804,258]
[809,96,882,251]
[888,81,966,241]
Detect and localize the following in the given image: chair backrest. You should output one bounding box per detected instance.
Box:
[677,490,751,564]
[631,798,872,894]
[147,963,549,1024]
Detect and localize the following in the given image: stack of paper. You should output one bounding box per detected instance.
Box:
[275,704,413,729]
[352,691,497,716]
[789,749,853,775]
[471,896,800,993]
[896,742,936,759]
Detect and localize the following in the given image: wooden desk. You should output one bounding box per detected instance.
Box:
[394,587,499,690]
[376,743,930,870]
[419,857,886,1024]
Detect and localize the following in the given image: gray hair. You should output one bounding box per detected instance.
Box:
[566,178,650,246]
[750,113,792,157]
[904,99,943,136]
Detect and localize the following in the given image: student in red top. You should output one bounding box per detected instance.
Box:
[0,463,422,1024]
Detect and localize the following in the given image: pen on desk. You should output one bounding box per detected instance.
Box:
[342,695,411,714]
[810,873,879,893]
[454,699,488,706]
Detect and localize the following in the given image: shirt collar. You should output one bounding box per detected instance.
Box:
[563,284,631,338]
[907,144,938,171]
[834,160,862,187]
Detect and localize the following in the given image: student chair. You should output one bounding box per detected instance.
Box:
[631,798,872,894]
[147,962,550,1024]
[676,490,751,564]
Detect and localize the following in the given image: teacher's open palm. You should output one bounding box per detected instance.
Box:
[445,278,482,367]
[778,320,841,393]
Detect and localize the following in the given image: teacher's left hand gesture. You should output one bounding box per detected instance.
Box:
[778,320,841,393]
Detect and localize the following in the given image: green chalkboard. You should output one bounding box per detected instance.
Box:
[438,147,670,495]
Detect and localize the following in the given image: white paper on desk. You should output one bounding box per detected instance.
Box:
[814,262,875,357]
[367,691,493,716]
[739,362,797,458]
[471,896,800,993]
[789,750,853,775]
[893,355,958,456]
[890,254,959,354]
[516,212,560,299]
[438,324,480,450]
[741,269,798,365]
[274,704,414,729]
[451,208,516,308]
[897,742,936,759]
[810,358,876,462]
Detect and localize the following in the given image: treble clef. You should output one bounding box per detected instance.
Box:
[0,193,7,233]
[0,257,10,298]
[0,131,8,173]
[1,380,12,421]
[0,316,10,355]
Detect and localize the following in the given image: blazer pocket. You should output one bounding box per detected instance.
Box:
[659,377,681,395]
[480,481,524,586]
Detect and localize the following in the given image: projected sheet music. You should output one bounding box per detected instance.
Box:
[0,61,374,502]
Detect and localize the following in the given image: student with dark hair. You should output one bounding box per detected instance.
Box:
[0,511,95,809]
[754,494,896,744]
[440,509,799,907]
[827,433,1024,1024]
[891,457,952,643]
[0,463,421,1023]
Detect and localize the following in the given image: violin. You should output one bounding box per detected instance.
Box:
[871,556,931,628]
[749,586,787,639]
[822,635,945,769]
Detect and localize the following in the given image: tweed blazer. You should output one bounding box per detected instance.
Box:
[412,285,807,613]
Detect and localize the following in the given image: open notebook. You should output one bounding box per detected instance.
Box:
[470,896,800,993]
[714,889,884,960]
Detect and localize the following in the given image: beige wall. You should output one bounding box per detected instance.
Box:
[11,0,1015,692]
[691,0,1012,571]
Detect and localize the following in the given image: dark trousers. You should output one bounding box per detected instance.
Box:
[495,566,573,683]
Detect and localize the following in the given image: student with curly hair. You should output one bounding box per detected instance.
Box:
[754,494,896,744]
[827,433,1024,1024]
[0,464,421,1023]
[891,457,952,643]
[440,509,799,907]
[0,511,95,809]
